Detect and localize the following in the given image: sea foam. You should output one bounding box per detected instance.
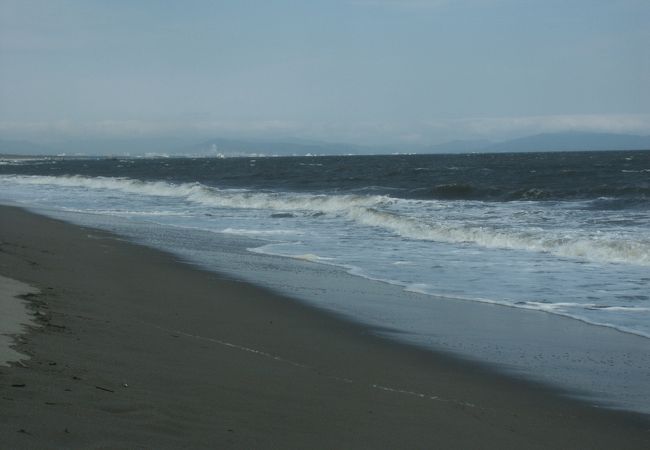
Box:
[3,174,649,266]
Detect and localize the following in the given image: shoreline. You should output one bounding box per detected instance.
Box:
[1,205,649,448]
[0,275,39,366]
[99,208,650,414]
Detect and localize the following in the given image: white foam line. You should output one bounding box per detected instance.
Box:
[250,246,650,340]
[369,384,477,408]
[141,320,481,410]
[370,383,440,401]
[149,323,309,370]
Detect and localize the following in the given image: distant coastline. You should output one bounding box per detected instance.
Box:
[2,132,650,158]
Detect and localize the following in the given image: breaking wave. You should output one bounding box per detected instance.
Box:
[3,174,390,211]
[3,174,649,266]
[347,208,650,266]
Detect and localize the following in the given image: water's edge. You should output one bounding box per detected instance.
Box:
[6,201,649,416]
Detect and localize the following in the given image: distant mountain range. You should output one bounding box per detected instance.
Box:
[427,139,493,154]
[0,137,367,157]
[1,132,649,157]
[481,132,650,153]
[183,137,366,157]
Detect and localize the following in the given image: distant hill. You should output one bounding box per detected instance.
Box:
[183,138,368,157]
[426,133,650,154]
[52,137,195,156]
[426,139,492,154]
[483,132,650,153]
[1,136,368,157]
[2,132,650,157]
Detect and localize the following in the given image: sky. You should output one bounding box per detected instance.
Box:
[1,0,649,146]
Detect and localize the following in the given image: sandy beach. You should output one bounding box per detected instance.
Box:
[0,205,648,449]
[0,274,39,367]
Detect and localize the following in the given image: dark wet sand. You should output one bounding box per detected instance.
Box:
[1,205,648,449]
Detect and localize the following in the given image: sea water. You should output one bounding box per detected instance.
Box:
[1,151,649,411]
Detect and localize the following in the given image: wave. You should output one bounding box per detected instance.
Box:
[402,286,650,339]
[59,207,191,217]
[406,184,650,202]
[362,210,648,266]
[411,183,478,200]
[3,173,392,210]
[3,174,649,266]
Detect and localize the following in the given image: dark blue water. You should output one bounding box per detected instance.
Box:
[3,150,650,203]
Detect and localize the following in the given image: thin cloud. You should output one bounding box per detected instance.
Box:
[1,114,649,145]
[453,114,650,137]
[350,0,501,8]
[351,0,448,7]
[0,119,302,139]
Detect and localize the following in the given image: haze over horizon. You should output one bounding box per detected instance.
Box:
[1,0,649,147]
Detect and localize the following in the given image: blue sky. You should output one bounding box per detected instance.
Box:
[1,0,649,145]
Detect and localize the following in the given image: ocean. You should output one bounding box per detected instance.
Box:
[1,150,649,413]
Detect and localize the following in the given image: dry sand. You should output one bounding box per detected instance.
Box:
[0,205,648,449]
